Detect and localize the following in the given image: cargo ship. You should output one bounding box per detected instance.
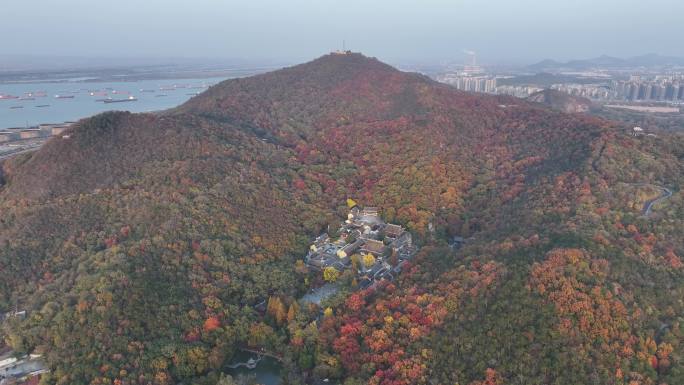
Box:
[0,95,19,100]
[55,95,75,99]
[103,96,138,103]
[24,92,46,98]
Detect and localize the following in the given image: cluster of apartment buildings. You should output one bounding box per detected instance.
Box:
[610,75,684,102]
[549,83,612,100]
[437,69,684,105]
[436,74,498,94]
[495,85,545,98]
[305,205,416,290]
[536,75,684,103]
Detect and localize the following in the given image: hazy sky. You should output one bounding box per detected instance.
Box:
[3,0,684,65]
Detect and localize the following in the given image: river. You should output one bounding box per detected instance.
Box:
[0,76,231,129]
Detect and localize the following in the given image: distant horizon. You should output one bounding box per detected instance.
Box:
[3,0,683,68]
[2,51,684,73]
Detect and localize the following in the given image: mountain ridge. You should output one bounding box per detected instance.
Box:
[529,53,684,71]
[527,89,592,113]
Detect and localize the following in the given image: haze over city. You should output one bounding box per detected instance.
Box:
[3,0,684,64]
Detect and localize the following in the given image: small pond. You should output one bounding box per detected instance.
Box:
[225,350,282,385]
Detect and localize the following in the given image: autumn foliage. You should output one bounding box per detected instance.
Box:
[321,258,505,385]
[530,249,677,384]
[0,53,682,385]
[203,317,220,332]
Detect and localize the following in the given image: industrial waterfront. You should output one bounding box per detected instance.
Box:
[0,77,230,130]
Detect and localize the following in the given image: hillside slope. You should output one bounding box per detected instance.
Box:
[527,89,592,113]
[1,53,682,385]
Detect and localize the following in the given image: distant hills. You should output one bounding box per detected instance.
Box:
[527,89,591,113]
[529,53,684,71]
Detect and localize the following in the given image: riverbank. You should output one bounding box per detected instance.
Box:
[0,76,228,129]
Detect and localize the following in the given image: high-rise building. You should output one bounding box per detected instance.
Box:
[665,84,676,100]
[485,78,497,93]
[435,74,498,94]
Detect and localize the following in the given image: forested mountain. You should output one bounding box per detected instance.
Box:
[1,53,682,385]
[527,89,591,113]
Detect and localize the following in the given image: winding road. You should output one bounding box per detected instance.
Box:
[0,140,44,161]
[0,147,37,161]
[641,186,673,217]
